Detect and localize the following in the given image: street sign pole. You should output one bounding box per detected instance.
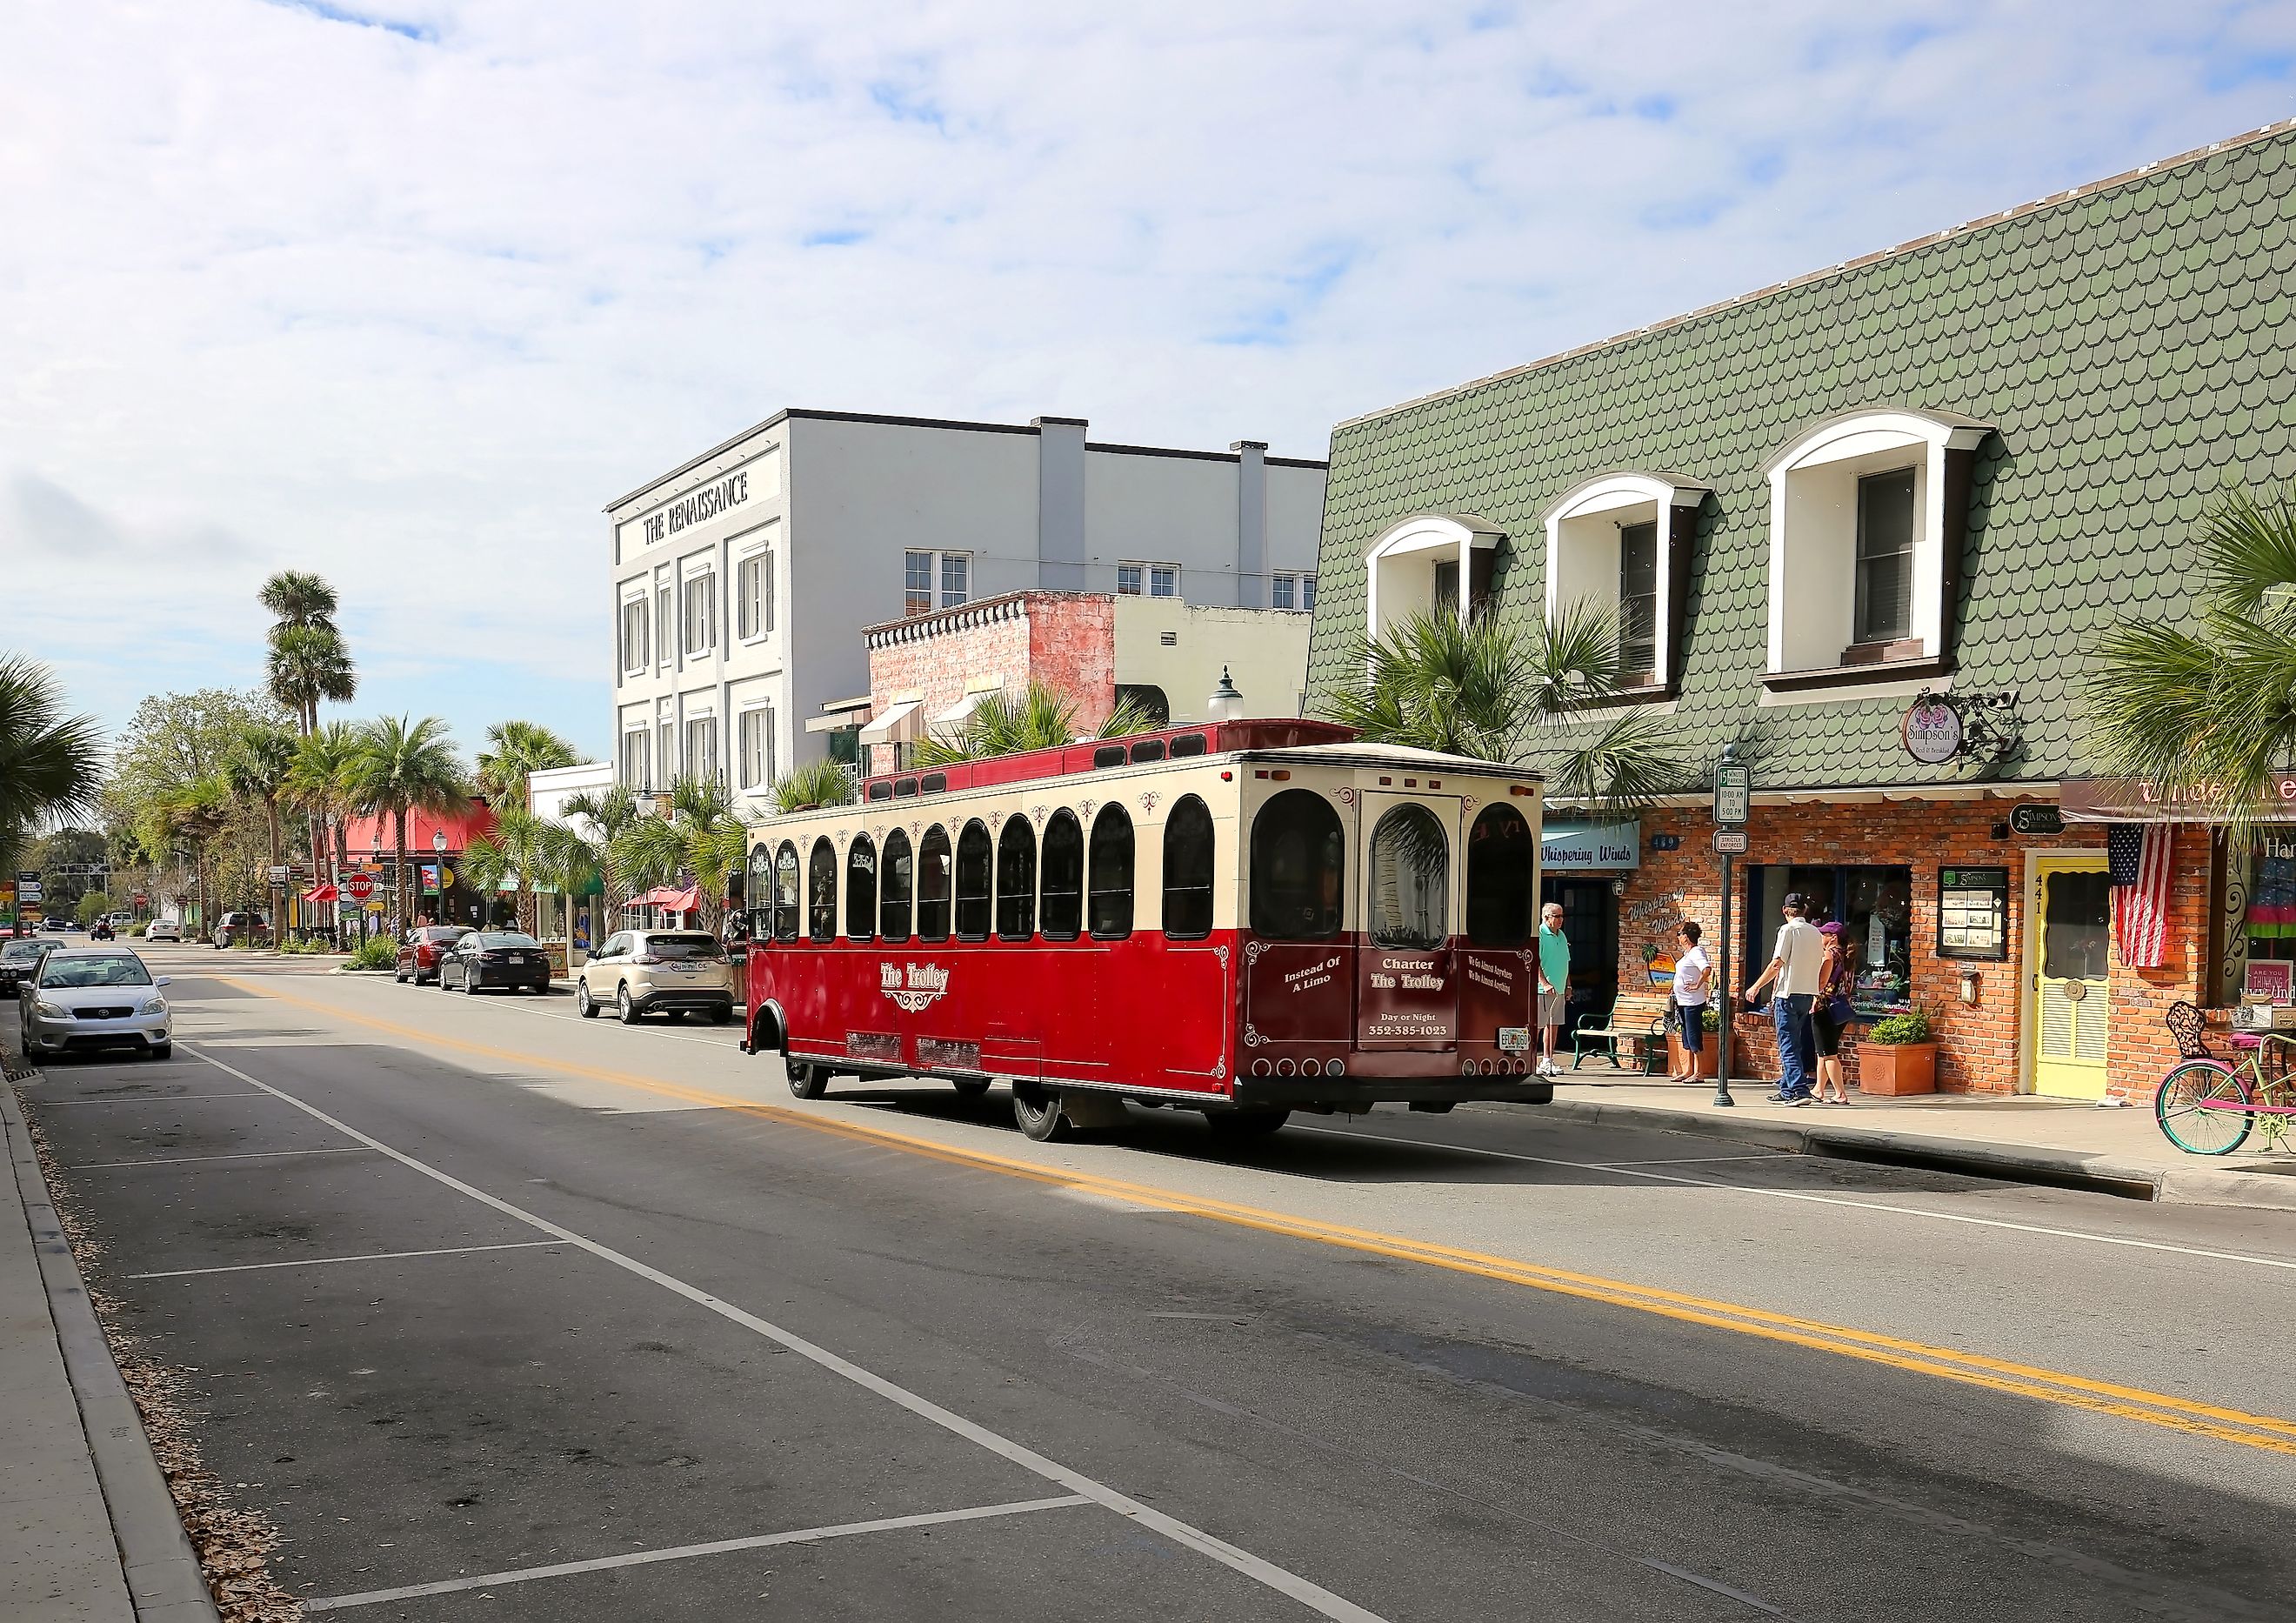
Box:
[1712,746,1752,1108]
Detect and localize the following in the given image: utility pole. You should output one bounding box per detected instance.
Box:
[1712,745,1750,1107]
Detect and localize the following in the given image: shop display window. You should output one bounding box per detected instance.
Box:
[2246,832,2296,973]
[1743,864,1913,1017]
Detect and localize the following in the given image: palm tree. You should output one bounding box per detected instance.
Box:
[560,784,644,934]
[910,681,1158,767]
[609,775,748,930]
[144,776,234,938]
[262,572,357,906]
[0,655,103,882]
[474,721,580,810]
[2083,486,2296,834]
[224,722,300,936]
[461,809,571,935]
[1319,604,1690,812]
[344,716,468,928]
[287,721,362,905]
[765,758,858,815]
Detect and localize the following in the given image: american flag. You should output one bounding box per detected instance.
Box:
[2107,823,2172,968]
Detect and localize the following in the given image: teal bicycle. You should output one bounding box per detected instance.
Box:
[2154,1000,2296,1157]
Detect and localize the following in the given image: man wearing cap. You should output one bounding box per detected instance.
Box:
[1743,891,1825,1105]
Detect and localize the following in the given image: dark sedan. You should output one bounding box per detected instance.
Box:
[393,925,464,986]
[0,937,57,996]
[438,931,552,995]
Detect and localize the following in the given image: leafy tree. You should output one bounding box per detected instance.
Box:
[0,655,103,879]
[344,716,468,928]
[105,688,281,933]
[609,775,748,929]
[474,721,580,809]
[28,827,110,912]
[2083,487,2296,835]
[909,681,1158,767]
[144,775,235,934]
[1319,604,1690,813]
[225,722,301,931]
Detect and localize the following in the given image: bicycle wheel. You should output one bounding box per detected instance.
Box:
[2155,1059,2255,1156]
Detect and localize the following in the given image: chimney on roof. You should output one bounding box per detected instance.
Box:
[1232,440,1268,608]
[1034,417,1087,590]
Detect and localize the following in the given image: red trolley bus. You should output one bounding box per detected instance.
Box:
[738,718,1552,1141]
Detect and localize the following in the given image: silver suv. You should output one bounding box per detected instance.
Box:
[575,930,734,1025]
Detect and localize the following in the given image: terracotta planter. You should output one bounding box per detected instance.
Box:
[1858,1041,1936,1096]
[1667,1030,1718,1078]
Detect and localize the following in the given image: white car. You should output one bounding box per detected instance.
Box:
[19,948,172,1060]
[143,919,183,942]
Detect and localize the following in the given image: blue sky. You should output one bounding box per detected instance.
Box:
[5,1,2295,764]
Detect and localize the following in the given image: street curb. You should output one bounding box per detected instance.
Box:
[1531,1094,2296,1212]
[1,1069,221,1622]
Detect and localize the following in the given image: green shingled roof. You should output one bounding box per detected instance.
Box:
[1305,124,2296,793]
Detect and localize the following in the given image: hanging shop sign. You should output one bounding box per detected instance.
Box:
[2008,805,2064,836]
[1901,697,1964,765]
[1937,865,2010,961]
[1541,821,1641,871]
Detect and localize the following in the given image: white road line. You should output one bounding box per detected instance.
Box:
[303,1496,1094,1612]
[179,1044,1389,1623]
[37,1092,269,1105]
[1298,1125,2296,1272]
[65,1146,372,1171]
[128,1241,562,1279]
[1588,1154,1788,1167]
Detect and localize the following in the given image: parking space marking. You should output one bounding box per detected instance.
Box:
[303,1495,1095,1611]
[1585,1154,1788,1167]
[38,1092,270,1105]
[179,1043,1392,1623]
[67,1146,374,1170]
[129,1240,561,1279]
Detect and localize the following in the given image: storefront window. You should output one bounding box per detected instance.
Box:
[1745,864,1912,1016]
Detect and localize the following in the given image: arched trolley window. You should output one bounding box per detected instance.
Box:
[807,837,838,944]
[1367,805,1447,949]
[747,843,773,941]
[846,834,878,940]
[774,842,800,943]
[1465,804,1534,947]
[1039,811,1084,940]
[1162,795,1215,940]
[880,828,914,943]
[997,815,1037,941]
[1251,790,1344,939]
[918,825,952,942]
[1089,805,1134,939]
[954,820,992,941]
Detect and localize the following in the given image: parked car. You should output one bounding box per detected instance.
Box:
[211,911,270,948]
[394,925,465,986]
[18,947,172,1059]
[575,929,734,1024]
[42,916,71,932]
[437,931,552,995]
[0,937,58,996]
[143,918,183,943]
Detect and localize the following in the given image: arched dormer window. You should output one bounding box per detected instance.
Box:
[1761,407,1992,689]
[1539,471,1710,697]
[1364,513,1505,640]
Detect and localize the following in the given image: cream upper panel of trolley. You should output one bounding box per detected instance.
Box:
[744,743,1540,938]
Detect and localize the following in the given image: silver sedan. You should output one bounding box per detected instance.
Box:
[19,947,174,1060]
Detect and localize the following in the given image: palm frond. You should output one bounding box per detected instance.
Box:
[767,758,858,814]
[0,655,104,833]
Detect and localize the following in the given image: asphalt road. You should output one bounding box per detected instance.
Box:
[17,944,2296,1620]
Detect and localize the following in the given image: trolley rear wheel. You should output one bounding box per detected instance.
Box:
[2155,1059,2254,1156]
[1013,1085,1069,1142]
[787,1062,829,1100]
[1205,1108,1291,1141]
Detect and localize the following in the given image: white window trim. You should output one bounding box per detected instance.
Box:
[1363,513,1504,638]
[618,589,651,674]
[1761,407,1992,675]
[736,703,777,791]
[734,528,778,644]
[1538,472,1709,687]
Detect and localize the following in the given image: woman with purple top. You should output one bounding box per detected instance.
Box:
[1810,921,1854,1105]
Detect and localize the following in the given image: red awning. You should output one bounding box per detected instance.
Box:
[304,883,340,904]
[627,885,701,912]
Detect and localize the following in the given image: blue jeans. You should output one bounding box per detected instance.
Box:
[1774,993,1816,1098]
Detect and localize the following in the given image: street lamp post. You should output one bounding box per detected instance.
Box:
[1207,666,1245,724]
[431,829,450,927]
[1712,745,1750,1108]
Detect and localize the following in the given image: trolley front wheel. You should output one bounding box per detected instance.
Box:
[951,1077,991,1100]
[2155,1059,2255,1156]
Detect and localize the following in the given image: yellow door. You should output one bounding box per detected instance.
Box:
[2030,854,2112,1098]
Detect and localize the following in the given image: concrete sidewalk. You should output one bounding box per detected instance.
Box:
[1,1012,217,1622]
[1538,1072,2296,1211]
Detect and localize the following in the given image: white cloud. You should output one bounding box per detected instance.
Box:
[6,0,2295,750]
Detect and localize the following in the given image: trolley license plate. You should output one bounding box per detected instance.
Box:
[1497,1026,1531,1052]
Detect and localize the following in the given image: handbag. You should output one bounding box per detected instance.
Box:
[1827,993,1856,1025]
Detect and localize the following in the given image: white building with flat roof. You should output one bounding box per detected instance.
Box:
[605,409,1326,805]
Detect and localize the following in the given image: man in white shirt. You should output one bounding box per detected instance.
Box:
[1743,892,1824,1105]
[1666,920,1712,1083]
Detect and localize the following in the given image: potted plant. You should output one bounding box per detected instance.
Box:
[1668,1004,1722,1079]
[1857,1006,1936,1096]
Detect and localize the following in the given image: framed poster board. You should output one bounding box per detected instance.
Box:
[2245,958,2293,1005]
[1937,865,2011,961]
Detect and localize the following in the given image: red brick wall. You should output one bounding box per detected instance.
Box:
[1030,597,1116,733]
[1612,800,2204,1096]
[864,593,1117,776]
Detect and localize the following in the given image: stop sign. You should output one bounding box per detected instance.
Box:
[345,873,377,901]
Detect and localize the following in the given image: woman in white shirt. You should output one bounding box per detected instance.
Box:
[1668,920,1712,1084]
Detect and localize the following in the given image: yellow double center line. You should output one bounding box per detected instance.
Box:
[220,977,2296,1457]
